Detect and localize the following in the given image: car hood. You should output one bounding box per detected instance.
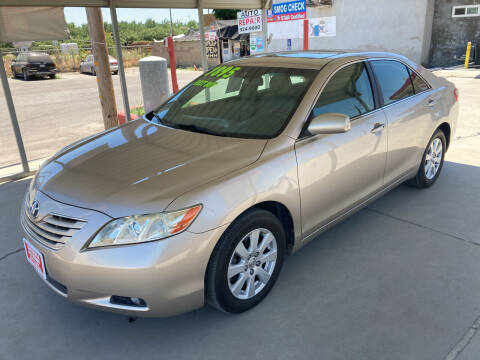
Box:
[31,119,267,218]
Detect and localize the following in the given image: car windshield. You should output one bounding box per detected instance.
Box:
[27,53,52,62]
[147,65,318,138]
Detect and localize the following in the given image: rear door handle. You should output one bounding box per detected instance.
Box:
[371,123,385,133]
[426,98,437,107]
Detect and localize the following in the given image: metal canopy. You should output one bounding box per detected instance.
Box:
[0,0,267,9]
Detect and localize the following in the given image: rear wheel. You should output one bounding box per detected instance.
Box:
[113,71,118,75]
[23,69,29,81]
[206,209,285,314]
[49,74,55,79]
[91,67,96,76]
[408,129,446,188]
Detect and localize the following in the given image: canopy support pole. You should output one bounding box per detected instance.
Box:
[197,0,208,72]
[0,51,29,173]
[110,1,131,123]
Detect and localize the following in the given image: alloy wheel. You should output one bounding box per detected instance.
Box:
[227,228,278,300]
[424,137,443,180]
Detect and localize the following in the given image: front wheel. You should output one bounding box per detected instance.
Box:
[23,69,29,81]
[206,209,285,313]
[49,74,55,79]
[408,129,446,188]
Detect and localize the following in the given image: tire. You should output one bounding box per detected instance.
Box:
[11,67,16,78]
[91,67,96,76]
[206,209,285,314]
[407,129,446,188]
[23,69,29,81]
[49,74,55,79]
[113,71,118,75]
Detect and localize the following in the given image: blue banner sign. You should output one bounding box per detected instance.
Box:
[267,0,307,22]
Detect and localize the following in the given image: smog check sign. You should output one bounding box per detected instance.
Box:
[267,0,307,22]
[238,9,263,34]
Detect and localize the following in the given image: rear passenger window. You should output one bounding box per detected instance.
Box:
[312,62,374,119]
[408,69,430,93]
[371,60,415,105]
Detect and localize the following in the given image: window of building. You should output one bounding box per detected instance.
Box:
[452,5,480,17]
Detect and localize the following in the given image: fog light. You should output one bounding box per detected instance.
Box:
[110,295,146,308]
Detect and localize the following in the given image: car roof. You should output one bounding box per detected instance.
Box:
[228,50,412,70]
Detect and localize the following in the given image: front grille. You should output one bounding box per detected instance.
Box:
[22,198,87,250]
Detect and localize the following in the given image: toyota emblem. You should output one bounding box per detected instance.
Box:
[29,200,40,218]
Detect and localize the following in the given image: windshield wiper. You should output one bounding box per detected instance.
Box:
[148,110,172,127]
[172,123,223,136]
[147,111,222,136]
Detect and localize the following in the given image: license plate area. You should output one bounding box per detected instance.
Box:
[23,238,47,280]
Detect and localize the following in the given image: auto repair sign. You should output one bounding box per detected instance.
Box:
[267,0,307,22]
[238,9,263,34]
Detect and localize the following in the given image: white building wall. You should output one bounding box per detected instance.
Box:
[267,0,434,65]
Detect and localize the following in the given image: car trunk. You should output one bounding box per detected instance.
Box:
[28,55,55,71]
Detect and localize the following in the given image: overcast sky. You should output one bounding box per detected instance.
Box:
[64,7,209,25]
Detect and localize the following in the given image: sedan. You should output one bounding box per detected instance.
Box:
[79,54,119,75]
[21,51,458,317]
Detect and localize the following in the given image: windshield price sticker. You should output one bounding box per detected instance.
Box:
[193,79,217,88]
[192,66,242,88]
[205,66,241,79]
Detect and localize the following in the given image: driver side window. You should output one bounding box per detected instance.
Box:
[312,62,375,119]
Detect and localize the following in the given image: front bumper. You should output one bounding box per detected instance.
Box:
[21,190,226,317]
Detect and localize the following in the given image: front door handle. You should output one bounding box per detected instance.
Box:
[370,122,385,133]
[426,98,437,107]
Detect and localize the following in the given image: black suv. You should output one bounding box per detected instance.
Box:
[11,52,56,80]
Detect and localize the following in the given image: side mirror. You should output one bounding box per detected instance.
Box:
[307,113,351,135]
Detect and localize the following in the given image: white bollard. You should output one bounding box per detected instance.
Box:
[138,56,170,114]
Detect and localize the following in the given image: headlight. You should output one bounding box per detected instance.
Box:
[87,205,202,248]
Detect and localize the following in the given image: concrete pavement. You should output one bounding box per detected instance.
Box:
[0,69,479,359]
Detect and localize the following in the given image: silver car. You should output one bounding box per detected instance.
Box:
[79,54,119,75]
[21,51,458,317]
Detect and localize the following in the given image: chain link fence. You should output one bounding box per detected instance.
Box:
[1,45,152,76]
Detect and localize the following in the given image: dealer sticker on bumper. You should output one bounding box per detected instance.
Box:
[23,238,47,280]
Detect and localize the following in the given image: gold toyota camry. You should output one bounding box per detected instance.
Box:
[21,51,458,317]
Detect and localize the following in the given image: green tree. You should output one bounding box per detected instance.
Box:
[212,9,239,20]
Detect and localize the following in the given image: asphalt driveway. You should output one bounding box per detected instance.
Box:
[0,69,479,360]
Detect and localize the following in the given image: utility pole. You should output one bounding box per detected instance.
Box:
[85,7,118,129]
[169,8,174,36]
